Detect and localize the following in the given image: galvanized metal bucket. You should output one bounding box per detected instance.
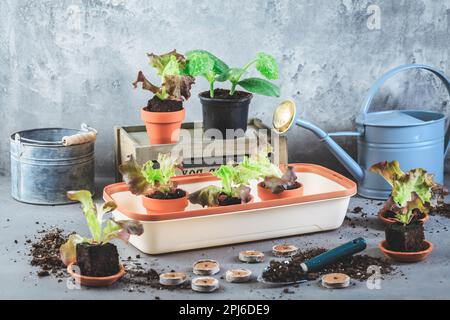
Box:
[10,127,95,205]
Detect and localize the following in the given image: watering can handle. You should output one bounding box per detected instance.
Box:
[359,64,450,154]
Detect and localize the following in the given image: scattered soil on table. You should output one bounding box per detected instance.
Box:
[430,203,450,219]
[351,206,363,213]
[120,259,190,293]
[149,189,186,200]
[262,248,395,284]
[29,228,72,278]
[145,96,183,112]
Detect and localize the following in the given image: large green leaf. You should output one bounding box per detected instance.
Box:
[184,51,215,76]
[255,52,279,80]
[238,77,280,97]
[185,49,229,75]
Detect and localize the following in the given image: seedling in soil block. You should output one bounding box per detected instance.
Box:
[60,190,143,277]
[189,162,253,207]
[119,154,188,213]
[370,161,447,253]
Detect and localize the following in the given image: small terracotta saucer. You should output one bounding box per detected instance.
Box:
[67,262,125,287]
[379,240,433,263]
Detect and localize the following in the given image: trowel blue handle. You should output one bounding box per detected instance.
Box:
[359,64,450,155]
[302,238,367,272]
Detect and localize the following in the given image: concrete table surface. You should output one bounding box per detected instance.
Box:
[1,176,450,300]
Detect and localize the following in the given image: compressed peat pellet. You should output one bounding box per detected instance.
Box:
[272,244,299,257]
[193,259,220,276]
[239,250,265,263]
[225,269,252,283]
[159,272,187,286]
[191,277,219,293]
[321,273,351,289]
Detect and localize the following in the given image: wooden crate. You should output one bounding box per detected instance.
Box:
[114,118,288,182]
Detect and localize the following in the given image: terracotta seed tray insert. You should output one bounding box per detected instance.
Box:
[103,163,356,254]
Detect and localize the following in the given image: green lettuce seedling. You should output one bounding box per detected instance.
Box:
[60,190,144,266]
[184,50,280,98]
[239,146,298,194]
[133,50,195,101]
[370,160,448,225]
[119,153,182,196]
[189,164,252,207]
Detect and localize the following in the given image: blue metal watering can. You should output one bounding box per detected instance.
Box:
[273,64,450,199]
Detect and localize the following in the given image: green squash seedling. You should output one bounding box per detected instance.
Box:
[184,50,280,98]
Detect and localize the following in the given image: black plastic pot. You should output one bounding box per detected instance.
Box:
[199,90,253,138]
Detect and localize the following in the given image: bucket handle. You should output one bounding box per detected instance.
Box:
[359,64,450,155]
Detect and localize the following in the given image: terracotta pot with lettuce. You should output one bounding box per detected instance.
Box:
[239,146,303,201]
[119,153,188,214]
[133,50,195,144]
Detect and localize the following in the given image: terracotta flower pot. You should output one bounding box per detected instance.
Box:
[67,262,125,287]
[257,182,304,201]
[142,193,189,214]
[141,107,185,145]
[378,240,433,263]
[378,210,429,225]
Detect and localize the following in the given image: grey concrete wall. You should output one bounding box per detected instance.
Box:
[0,0,449,178]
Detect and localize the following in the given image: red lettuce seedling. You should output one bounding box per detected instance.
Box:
[184,50,280,98]
[60,190,143,266]
[189,164,252,207]
[133,50,195,101]
[119,153,183,197]
[370,160,448,225]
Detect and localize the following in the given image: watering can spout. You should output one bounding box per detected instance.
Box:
[272,99,365,183]
[295,119,365,182]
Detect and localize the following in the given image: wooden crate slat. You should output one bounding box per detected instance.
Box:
[114,119,288,182]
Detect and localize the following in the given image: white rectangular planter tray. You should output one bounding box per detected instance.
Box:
[104,164,356,255]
